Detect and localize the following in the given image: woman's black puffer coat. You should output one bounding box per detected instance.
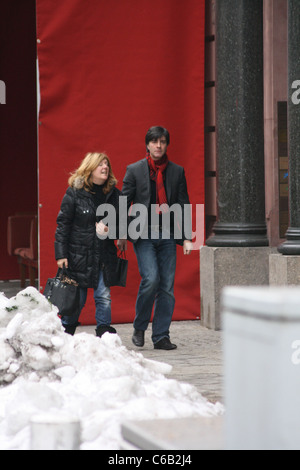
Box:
[54,182,120,288]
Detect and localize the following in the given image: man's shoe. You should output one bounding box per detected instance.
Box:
[132,329,145,347]
[96,325,117,338]
[154,337,177,350]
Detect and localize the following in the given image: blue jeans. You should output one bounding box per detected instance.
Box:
[61,270,111,328]
[133,235,177,344]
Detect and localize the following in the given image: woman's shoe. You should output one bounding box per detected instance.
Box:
[96,325,117,337]
[64,322,81,336]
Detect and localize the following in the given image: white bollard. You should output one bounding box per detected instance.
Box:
[30,413,81,450]
[222,286,300,450]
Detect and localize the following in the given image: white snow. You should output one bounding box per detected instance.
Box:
[0,287,224,450]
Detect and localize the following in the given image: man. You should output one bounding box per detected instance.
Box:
[119,126,192,350]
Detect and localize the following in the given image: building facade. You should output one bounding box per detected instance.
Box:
[201,0,300,329]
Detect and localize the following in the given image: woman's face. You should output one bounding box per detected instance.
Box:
[91,159,109,185]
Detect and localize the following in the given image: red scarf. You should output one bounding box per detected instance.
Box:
[147,154,169,211]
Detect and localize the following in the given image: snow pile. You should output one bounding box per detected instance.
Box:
[0,287,223,450]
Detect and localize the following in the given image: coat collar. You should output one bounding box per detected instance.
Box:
[72,182,116,203]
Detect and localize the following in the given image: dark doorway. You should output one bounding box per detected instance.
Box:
[0,0,38,280]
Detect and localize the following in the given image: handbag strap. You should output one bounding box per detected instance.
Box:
[56,268,62,278]
[56,265,69,278]
[117,249,127,260]
[56,266,79,286]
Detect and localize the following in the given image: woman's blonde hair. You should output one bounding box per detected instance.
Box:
[68,152,118,194]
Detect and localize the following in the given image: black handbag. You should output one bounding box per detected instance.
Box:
[44,267,80,316]
[115,251,128,287]
[103,251,128,287]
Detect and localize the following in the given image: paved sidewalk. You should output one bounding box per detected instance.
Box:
[78,320,224,405]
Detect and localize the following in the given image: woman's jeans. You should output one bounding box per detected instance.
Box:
[133,235,177,344]
[61,270,111,328]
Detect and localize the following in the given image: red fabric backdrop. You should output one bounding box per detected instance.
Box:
[36,0,205,325]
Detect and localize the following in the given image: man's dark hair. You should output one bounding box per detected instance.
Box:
[145,126,170,146]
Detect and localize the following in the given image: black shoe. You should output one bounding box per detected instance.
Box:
[64,322,81,336]
[132,329,145,347]
[154,337,177,350]
[96,325,117,338]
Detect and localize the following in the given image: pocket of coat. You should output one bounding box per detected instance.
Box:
[69,252,88,273]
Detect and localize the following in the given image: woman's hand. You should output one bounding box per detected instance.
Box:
[96,221,109,237]
[57,258,68,269]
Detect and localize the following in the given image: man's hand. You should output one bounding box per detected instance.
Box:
[117,239,127,251]
[183,240,193,255]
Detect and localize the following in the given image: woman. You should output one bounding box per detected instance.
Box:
[55,152,124,337]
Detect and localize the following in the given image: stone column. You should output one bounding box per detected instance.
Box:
[206,0,268,247]
[200,0,272,330]
[278,0,300,255]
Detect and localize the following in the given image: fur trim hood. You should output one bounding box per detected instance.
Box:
[72,176,85,190]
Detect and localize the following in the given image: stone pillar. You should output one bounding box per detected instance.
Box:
[223,286,300,450]
[200,0,271,330]
[201,246,275,330]
[206,0,268,247]
[278,0,300,255]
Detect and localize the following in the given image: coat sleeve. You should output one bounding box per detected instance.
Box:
[121,164,137,209]
[54,188,76,260]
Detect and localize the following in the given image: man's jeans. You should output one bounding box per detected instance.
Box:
[61,270,111,328]
[133,235,177,344]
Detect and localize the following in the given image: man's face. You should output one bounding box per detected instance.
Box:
[147,137,168,161]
